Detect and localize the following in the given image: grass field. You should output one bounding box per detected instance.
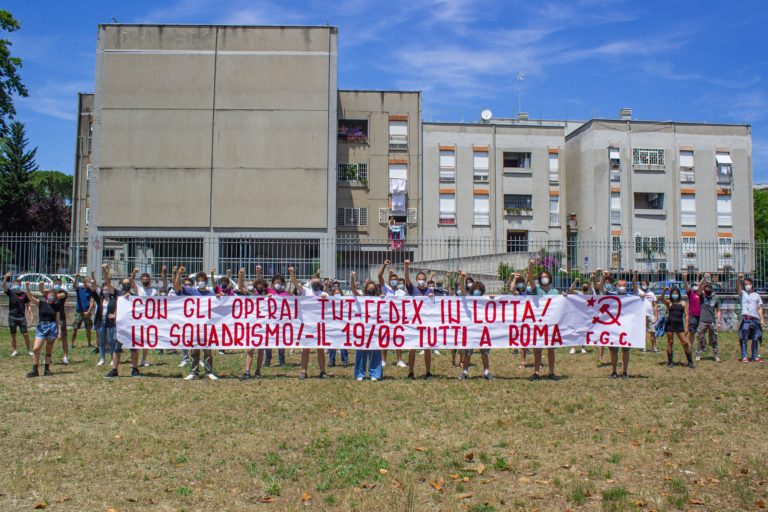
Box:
[0,332,767,512]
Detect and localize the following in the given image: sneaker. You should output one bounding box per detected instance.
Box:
[356,377,364,382]
[91,347,99,354]
[547,374,560,381]
[318,372,330,379]
[569,348,576,355]
[206,373,218,381]
[240,372,252,381]
[141,360,151,367]
[381,360,387,367]
[397,360,407,368]
[131,367,140,378]
[26,367,39,378]
[460,372,468,381]
[610,372,618,379]
[483,372,493,381]
[264,361,271,367]
[423,372,433,380]
[667,362,674,368]
[640,348,647,353]
[104,368,118,379]
[254,371,262,380]
[512,349,519,355]
[328,361,336,367]
[217,350,225,355]
[580,348,587,354]
[97,359,105,366]
[433,350,441,355]
[596,361,603,368]
[688,362,694,369]
[741,357,750,363]
[11,350,18,358]
[183,373,198,381]
[407,373,415,380]
[371,377,379,382]
[755,357,764,363]
[342,362,349,368]
[418,350,425,355]
[43,367,53,376]
[715,356,721,362]
[652,348,660,353]
[62,356,69,365]
[695,355,701,361]
[529,373,540,381]
[28,351,34,356]
[298,372,307,380]
[178,360,188,368]
[621,372,629,379]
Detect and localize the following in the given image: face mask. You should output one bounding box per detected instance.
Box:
[617,286,627,294]
[196,281,207,289]
[427,287,435,294]
[397,283,405,290]
[704,289,713,297]
[390,279,398,287]
[604,283,614,291]
[540,277,550,286]
[77,282,85,288]
[365,288,377,296]
[121,283,131,291]
[417,279,426,287]
[11,284,21,292]
[220,282,229,289]
[46,295,57,303]
[466,282,474,289]
[102,289,110,297]
[691,285,698,292]
[525,285,533,294]
[274,283,285,291]
[311,282,323,292]
[640,284,648,291]
[745,285,753,292]
[142,281,151,288]
[256,287,265,294]
[472,290,482,296]
[671,293,680,301]
[54,284,63,291]
[582,287,589,293]
[516,282,525,291]
[183,282,193,288]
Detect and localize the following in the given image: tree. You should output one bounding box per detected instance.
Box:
[29,170,72,232]
[0,120,36,231]
[0,10,28,137]
[31,170,73,205]
[754,188,768,241]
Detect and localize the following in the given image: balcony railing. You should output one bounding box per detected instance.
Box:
[439,168,456,182]
[610,170,621,182]
[610,209,621,225]
[336,163,369,184]
[504,207,533,217]
[473,213,490,226]
[338,133,368,144]
[549,171,559,184]
[389,135,408,152]
[549,212,560,226]
[473,170,489,182]
[439,214,457,225]
[680,168,695,183]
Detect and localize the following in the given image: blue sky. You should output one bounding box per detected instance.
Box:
[5,0,768,180]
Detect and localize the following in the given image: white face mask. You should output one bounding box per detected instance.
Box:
[691,285,698,292]
[196,281,207,289]
[540,277,550,286]
[417,279,426,287]
[274,283,284,291]
[390,280,398,288]
[397,283,405,290]
[617,286,627,294]
[247,285,254,292]
[745,284,753,292]
[77,282,85,288]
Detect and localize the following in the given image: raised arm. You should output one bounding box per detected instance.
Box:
[255,265,263,281]
[632,270,638,294]
[237,268,246,295]
[24,282,39,305]
[403,260,412,287]
[288,267,303,294]
[590,271,598,293]
[682,270,690,294]
[173,266,185,294]
[378,259,390,286]
[598,270,611,293]
[129,268,139,293]
[736,273,743,295]
[160,265,168,292]
[459,271,467,296]
[660,287,671,307]
[350,271,360,296]
[568,277,579,295]
[525,259,536,290]
[2,272,9,292]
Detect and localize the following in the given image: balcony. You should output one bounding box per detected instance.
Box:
[549,212,561,226]
[439,168,456,182]
[610,209,621,225]
[680,211,696,226]
[717,214,732,227]
[336,163,369,185]
[504,207,533,217]
[379,208,417,224]
[610,170,621,182]
[473,169,489,183]
[389,135,408,152]
[549,171,559,185]
[680,168,695,183]
[473,213,490,226]
[439,214,457,226]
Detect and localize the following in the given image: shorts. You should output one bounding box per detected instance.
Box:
[8,315,27,334]
[609,347,630,353]
[688,315,700,334]
[646,317,656,333]
[73,311,93,330]
[36,321,58,340]
[467,349,490,356]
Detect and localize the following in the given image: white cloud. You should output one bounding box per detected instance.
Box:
[727,91,768,123]
[18,80,92,121]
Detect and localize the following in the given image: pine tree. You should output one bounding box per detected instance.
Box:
[0,120,36,231]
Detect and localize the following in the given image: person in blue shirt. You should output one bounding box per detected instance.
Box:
[174,266,218,381]
[71,273,96,351]
[527,259,560,381]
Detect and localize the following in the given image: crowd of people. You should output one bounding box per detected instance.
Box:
[3,258,765,381]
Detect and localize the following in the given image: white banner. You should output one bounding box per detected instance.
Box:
[115,295,646,350]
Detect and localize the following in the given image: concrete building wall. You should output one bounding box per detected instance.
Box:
[71,93,94,241]
[336,90,421,241]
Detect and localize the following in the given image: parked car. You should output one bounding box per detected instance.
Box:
[16,273,54,289]
[650,280,687,298]
[50,273,76,291]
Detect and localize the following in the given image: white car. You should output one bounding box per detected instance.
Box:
[50,274,76,291]
[16,273,54,289]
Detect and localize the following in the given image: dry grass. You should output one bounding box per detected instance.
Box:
[0,332,767,511]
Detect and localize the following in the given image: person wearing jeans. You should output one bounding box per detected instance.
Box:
[350,273,382,381]
[174,267,218,380]
[736,274,765,363]
[696,280,720,362]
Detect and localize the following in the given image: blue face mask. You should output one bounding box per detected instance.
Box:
[472,289,482,296]
[11,284,21,292]
[516,282,525,291]
[671,293,680,301]
[525,285,533,294]
[604,283,614,291]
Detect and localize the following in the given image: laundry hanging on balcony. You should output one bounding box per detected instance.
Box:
[390,192,406,213]
[389,224,405,250]
[389,178,407,194]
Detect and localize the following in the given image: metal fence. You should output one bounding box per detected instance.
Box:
[1,233,766,294]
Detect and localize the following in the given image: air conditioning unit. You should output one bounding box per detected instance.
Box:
[657,262,668,271]
[86,165,94,180]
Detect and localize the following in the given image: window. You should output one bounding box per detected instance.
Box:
[503,152,531,169]
[682,236,697,262]
[679,150,694,168]
[549,196,560,226]
[338,119,368,143]
[634,235,666,257]
[611,235,622,268]
[336,207,368,227]
[507,231,529,253]
[439,194,456,225]
[389,163,407,180]
[610,192,621,225]
[439,149,455,182]
[680,194,696,226]
[716,152,733,186]
[634,192,665,210]
[549,153,559,184]
[503,194,533,211]
[473,151,489,182]
[632,148,665,166]
[717,195,732,226]
[609,147,621,167]
[473,194,490,226]
[337,163,368,183]
[388,120,408,150]
[718,237,733,268]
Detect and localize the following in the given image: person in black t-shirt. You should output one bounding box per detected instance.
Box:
[51,277,70,364]
[3,272,32,357]
[24,282,60,377]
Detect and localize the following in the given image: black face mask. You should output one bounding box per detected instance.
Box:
[121,283,131,291]
[311,282,323,292]
[365,288,378,296]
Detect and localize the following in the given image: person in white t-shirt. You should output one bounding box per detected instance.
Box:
[634,274,658,352]
[736,274,765,363]
[377,259,407,368]
[290,267,329,379]
[129,267,161,367]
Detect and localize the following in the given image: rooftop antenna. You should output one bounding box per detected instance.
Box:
[516,71,526,115]
[112,16,119,23]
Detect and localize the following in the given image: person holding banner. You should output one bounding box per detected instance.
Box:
[529,261,560,381]
[24,282,59,377]
[94,278,118,370]
[265,271,289,367]
[378,259,407,369]
[567,278,589,355]
[661,287,693,368]
[174,267,218,380]
[736,274,765,363]
[634,275,659,353]
[459,272,492,381]
[238,267,267,380]
[290,267,329,380]
[404,262,434,379]
[129,267,161,367]
[327,281,349,368]
[105,267,142,378]
[509,272,532,368]
[605,277,632,379]
[350,272,383,381]
[3,272,32,357]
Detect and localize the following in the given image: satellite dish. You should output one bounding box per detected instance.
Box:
[481,109,493,121]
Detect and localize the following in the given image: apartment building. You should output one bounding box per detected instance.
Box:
[564,111,753,272]
[421,122,566,268]
[86,24,339,276]
[71,93,94,242]
[335,90,421,242]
